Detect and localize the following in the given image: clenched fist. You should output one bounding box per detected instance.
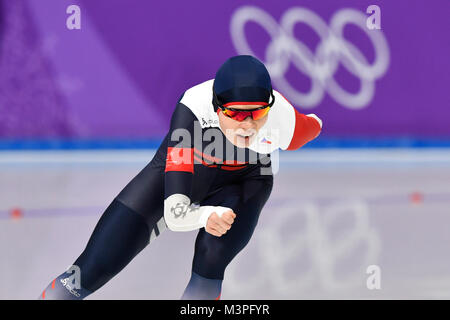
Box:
[205,210,236,237]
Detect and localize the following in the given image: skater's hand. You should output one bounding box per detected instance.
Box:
[205,210,236,237]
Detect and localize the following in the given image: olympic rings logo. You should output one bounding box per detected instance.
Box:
[230,6,390,109]
[225,200,381,298]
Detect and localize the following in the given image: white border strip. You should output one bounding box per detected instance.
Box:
[0,150,156,164]
[0,149,450,165]
[279,148,450,164]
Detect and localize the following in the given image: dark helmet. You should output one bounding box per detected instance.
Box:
[212,55,274,111]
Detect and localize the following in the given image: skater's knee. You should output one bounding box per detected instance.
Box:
[193,242,231,279]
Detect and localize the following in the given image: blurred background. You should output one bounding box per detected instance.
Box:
[1,0,450,299]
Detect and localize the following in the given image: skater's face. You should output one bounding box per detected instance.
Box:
[218,104,269,148]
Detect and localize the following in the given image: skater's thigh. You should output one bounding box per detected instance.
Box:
[201,175,273,239]
[193,176,273,279]
[116,163,166,230]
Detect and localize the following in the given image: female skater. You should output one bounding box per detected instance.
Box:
[39,55,322,300]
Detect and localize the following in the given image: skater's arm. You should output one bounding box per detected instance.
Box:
[285,110,322,150]
[163,101,233,232]
[164,193,233,232]
[272,91,322,150]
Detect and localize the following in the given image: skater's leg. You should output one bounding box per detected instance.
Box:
[181,272,222,300]
[39,199,151,299]
[182,176,273,299]
[39,164,166,300]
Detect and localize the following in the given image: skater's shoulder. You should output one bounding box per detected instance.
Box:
[180,79,214,104]
[178,79,218,127]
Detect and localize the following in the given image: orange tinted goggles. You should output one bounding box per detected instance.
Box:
[219,103,271,121]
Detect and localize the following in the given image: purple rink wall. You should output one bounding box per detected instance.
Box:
[1,0,450,300]
[0,0,449,145]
